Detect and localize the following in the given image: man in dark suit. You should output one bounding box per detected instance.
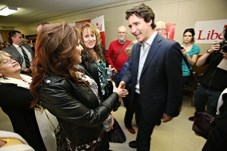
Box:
[3,30,34,74]
[121,4,183,151]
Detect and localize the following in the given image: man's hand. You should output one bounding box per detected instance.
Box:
[112,81,128,99]
[118,81,126,89]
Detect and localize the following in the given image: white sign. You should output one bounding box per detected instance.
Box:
[91,15,105,32]
[195,19,227,44]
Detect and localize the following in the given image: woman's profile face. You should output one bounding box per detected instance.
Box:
[73,44,83,64]
[82,28,96,49]
[0,56,21,77]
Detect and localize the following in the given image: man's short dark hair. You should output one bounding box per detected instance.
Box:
[8,30,21,38]
[125,3,156,29]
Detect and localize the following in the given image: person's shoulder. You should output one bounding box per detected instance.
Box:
[193,44,201,50]
[160,36,178,46]
[109,40,118,45]
[132,42,141,49]
[3,45,14,51]
[126,40,132,43]
[44,75,67,85]
[40,75,74,95]
[23,44,33,50]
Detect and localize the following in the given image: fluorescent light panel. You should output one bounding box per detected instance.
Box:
[0,7,18,16]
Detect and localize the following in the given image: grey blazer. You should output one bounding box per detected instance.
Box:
[3,44,34,66]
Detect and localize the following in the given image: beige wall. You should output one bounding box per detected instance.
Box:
[17,0,226,53]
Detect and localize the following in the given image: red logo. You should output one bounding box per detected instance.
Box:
[197,29,224,40]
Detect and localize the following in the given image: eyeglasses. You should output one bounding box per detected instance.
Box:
[0,58,15,66]
[118,32,126,34]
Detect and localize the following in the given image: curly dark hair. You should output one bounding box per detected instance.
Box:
[125,3,156,29]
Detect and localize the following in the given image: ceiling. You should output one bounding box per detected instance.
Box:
[0,0,148,29]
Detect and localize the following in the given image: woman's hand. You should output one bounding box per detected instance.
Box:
[112,81,128,101]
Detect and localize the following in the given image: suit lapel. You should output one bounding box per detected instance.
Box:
[12,45,24,65]
[12,45,22,56]
[133,43,141,71]
[141,34,162,75]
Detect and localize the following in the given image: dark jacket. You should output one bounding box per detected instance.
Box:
[39,75,119,146]
[81,60,114,101]
[199,52,227,91]
[81,60,104,100]
[3,44,34,66]
[122,34,182,124]
[0,77,47,151]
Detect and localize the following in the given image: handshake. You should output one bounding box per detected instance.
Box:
[112,81,128,100]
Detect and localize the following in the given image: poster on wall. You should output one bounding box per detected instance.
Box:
[75,19,91,29]
[166,23,175,40]
[91,15,106,49]
[194,19,227,44]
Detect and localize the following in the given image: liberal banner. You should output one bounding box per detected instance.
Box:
[195,19,227,44]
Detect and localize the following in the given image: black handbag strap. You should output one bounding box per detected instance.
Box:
[113,43,127,63]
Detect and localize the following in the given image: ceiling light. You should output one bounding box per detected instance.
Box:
[0,7,18,16]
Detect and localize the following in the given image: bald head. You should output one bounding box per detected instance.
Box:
[118,26,127,32]
[118,25,128,43]
[155,21,167,38]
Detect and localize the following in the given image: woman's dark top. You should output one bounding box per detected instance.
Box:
[0,78,47,151]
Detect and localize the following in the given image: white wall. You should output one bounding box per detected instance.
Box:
[17,0,227,52]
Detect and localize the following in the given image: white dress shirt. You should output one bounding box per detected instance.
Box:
[13,44,32,68]
[135,32,157,94]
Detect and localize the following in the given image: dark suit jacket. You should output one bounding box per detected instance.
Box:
[3,44,34,66]
[122,34,183,124]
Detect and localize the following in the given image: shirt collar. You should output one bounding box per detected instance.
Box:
[142,31,157,48]
[13,43,20,48]
[141,31,157,49]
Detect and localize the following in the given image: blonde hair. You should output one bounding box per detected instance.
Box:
[0,51,12,66]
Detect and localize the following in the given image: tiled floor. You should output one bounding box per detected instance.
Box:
[109,95,206,151]
[0,96,206,151]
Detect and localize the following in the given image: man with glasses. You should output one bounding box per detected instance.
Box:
[3,30,34,75]
[106,25,132,84]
